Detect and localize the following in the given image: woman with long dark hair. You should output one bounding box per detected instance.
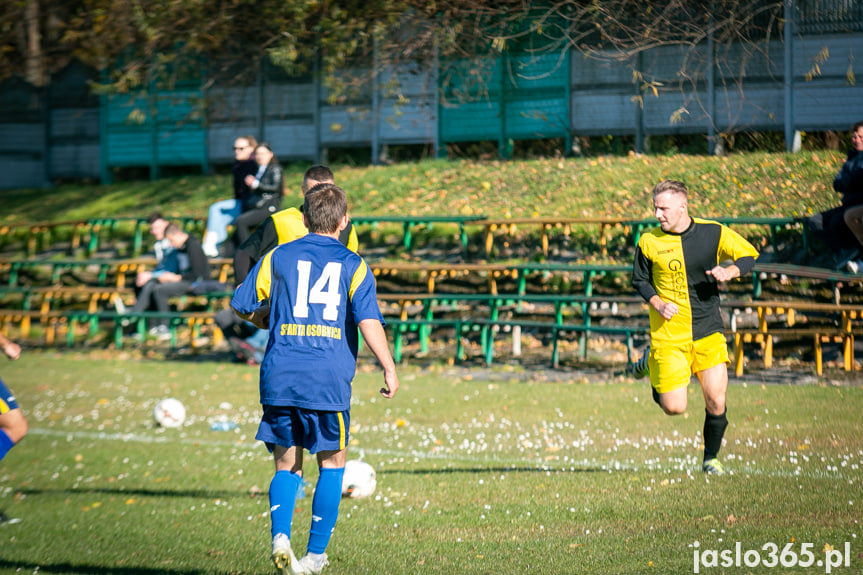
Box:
[235,143,284,245]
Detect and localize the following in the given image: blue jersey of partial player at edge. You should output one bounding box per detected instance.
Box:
[231,233,384,411]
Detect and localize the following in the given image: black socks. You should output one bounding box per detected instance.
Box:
[703,408,728,461]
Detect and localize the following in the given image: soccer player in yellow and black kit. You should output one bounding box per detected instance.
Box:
[631,180,759,475]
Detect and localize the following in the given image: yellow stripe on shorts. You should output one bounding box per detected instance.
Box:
[337,411,346,450]
[0,399,10,415]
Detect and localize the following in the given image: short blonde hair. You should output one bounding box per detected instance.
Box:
[652,180,688,198]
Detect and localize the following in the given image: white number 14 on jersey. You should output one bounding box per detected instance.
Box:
[293,260,342,322]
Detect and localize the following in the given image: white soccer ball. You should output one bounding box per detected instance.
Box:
[153,398,186,428]
[342,460,376,499]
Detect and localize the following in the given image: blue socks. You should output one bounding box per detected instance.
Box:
[0,429,13,462]
[269,470,303,539]
[307,467,345,554]
[269,466,345,555]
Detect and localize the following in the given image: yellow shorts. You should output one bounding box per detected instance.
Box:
[649,331,729,394]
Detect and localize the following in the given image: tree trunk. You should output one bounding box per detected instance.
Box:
[25,0,45,87]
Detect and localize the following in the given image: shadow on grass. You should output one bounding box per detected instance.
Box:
[383,465,608,475]
[16,486,247,499]
[0,562,236,575]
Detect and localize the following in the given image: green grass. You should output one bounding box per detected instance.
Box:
[0,151,846,226]
[1,352,861,574]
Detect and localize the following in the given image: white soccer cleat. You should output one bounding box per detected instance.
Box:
[296,552,329,574]
[271,533,302,575]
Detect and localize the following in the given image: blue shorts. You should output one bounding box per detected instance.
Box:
[256,405,350,454]
[0,377,19,414]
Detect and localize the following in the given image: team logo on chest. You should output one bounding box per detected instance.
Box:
[660,247,688,302]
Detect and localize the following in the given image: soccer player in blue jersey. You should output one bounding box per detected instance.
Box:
[0,333,27,525]
[0,332,27,464]
[231,183,399,575]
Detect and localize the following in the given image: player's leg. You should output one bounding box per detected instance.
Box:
[0,379,27,462]
[693,333,730,475]
[628,342,651,380]
[650,343,692,416]
[257,406,305,575]
[272,444,305,537]
[298,410,350,574]
[271,443,305,575]
[0,382,27,525]
[0,409,27,462]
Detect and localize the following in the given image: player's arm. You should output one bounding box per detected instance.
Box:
[0,332,21,361]
[357,318,399,399]
[632,244,678,320]
[708,226,760,282]
[235,304,271,330]
[231,248,276,329]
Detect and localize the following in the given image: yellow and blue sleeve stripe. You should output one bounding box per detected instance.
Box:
[348,259,369,300]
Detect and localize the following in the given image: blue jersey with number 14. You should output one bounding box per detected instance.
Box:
[231,233,384,411]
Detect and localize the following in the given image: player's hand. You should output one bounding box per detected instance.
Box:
[1,340,21,361]
[249,304,270,330]
[659,301,679,320]
[380,368,399,399]
[706,265,739,283]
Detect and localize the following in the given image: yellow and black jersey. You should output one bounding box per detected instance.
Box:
[632,217,759,345]
[239,207,358,265]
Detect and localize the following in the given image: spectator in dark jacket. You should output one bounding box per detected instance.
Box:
[235,143,284,246]
[810,121,863,266]
[126,224,210,339]
[202,135,259,257]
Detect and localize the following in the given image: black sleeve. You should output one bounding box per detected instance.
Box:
[234,218,279,284]
[632,244,658,303]
[257,164,284,196]
[339,220,353,247]
[233,248,253,285]
[734,255,756,277]
[239,218,279,261]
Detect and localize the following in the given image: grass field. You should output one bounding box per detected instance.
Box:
[1,351,861,574]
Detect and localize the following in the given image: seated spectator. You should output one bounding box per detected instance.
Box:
[843,204,863,272]
[234,143,284,247]
[809,121,863,267]
[137,212,176,286]
[202,135,258,258]
[122,224,210,339]
[115,212,174,312]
